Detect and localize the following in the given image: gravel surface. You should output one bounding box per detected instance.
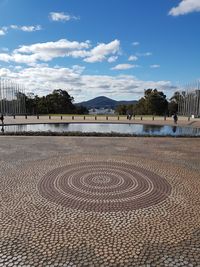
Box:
[0,136,199,266]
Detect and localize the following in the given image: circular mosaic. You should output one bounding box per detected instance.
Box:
[38,161,171,212]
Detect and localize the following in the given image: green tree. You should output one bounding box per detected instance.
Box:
[25,89,88,115]
[143,89,168,115]
[37,96,48,114]
[75,105,89,114]
[115,89,169,116]
[115,104,128,115]
[25,94,37,114]
[168,91,185,116]
[46,89,75,114]
[124,89,169,115]
[135,97,147,115]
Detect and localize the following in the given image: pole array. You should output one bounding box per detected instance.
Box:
[0,78,26,115]
[178,80,200,117]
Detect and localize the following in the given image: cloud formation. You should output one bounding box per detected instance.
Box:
[169,0,200,16]
[0,29,6,36]
[0,39,120,65]
[128,55,138,61]
[107,56,118,63]
[50,12,79,22]
[84,40,120,63]
[111,64,138,70]
[132,42,140,46]
[10,25,42,32]
[0,25,42,36]
[150,64,160,68]
[0,66,176,101]
[136,52,152,57]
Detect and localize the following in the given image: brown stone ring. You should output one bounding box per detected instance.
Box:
[38,161,171,212]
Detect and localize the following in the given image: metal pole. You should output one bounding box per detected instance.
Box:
[0,77,2,113]
[2,79,5,114]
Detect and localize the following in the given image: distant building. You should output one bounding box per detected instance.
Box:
[89,108,115,115]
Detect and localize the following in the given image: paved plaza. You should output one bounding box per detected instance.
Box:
[0,136,200,266]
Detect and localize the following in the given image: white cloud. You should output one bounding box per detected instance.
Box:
[0,27,7,36]
[0,66,177,101]
[128,55,138,61]
[169,0,200,16]
[0,39,120,65]
[15,39,90,54]
[107,56,118,63]
[0,53,12,62]
[10,25,42,32]
[111,64,138,70]
[50,12,79,22]
[0,25,42,36]
[14,66,23,70]
[150,64,160,68]
[132,42,140,46]
[84,39,120,63]
[0,68,11,76]
[10,25,19,30]
[0,30,5,36]
[0,39,91,65]
[136,52,152,57]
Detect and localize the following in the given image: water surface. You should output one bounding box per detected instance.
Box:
[2,123,200,136]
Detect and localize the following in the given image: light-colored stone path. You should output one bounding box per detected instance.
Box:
[0,137,200,266]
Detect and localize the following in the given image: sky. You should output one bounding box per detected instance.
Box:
[0,0,200,102]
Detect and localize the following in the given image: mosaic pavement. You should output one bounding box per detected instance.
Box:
[0,136,200,266]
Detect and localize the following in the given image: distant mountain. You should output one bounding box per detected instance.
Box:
[76,96,137,109]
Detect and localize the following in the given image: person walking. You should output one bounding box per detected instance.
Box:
[173,113,178,124]
[0,114,4,133]
[0,114,4,125]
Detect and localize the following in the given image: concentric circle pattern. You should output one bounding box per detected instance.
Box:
[38,161,171,212]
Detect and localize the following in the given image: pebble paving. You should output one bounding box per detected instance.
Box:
[38,161,172,212]
[0,136,200,266]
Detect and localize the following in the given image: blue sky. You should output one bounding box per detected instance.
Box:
[0,0,200,101]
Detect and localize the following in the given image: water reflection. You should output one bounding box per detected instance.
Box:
[2,123,200,136]
[142,124,164,133]
[172,126,177,133]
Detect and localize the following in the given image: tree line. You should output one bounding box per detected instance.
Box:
[25,89,88,115]
[116,89,179,116]
[25,88,180,116]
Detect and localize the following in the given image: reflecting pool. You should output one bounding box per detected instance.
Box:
[2,123,200,136]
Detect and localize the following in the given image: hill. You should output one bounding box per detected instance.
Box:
[76,96,137,109]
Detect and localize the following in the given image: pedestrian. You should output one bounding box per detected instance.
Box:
[127,110,132,120]
[0,114,4,133]
[126,110,129,120]
[0,114,4,125]
[173,113,178,124]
